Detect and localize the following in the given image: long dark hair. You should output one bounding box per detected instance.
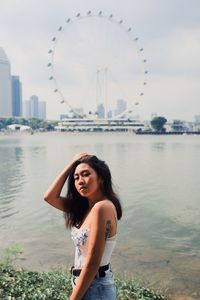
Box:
[63,155,122,228]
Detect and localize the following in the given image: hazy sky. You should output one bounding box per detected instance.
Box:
[0,0,199,121]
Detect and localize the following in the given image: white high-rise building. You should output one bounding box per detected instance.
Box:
[38,101,46,120]
[114,99,127,117]
[23,96,46,120]
[0,48,12,117]
[12,75,22,117]
[30,95,39,118]
[23,100,31,119]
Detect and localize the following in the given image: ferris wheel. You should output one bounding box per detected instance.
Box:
[47,11,148,119]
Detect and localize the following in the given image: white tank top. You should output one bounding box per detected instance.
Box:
[71,227,117,269]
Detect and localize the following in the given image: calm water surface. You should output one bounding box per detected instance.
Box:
[0,132,200,298]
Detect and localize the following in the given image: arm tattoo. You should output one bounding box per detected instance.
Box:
[105,220,112,240]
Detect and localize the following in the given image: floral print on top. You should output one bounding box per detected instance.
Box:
[71,227,90,269]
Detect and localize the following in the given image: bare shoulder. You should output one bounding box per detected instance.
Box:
[90,200,117,238]
[92,200,116,216]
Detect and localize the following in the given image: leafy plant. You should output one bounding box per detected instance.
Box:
[0,243,23,266]
[0,244,165,299]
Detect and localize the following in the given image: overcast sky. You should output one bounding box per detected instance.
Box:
[0,0,199,121]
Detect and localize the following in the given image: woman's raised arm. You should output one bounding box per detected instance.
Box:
[43,152,88,212]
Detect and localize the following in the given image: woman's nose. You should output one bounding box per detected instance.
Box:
[78,177,85,185]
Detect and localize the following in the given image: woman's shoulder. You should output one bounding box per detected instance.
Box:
[92,199,116,215]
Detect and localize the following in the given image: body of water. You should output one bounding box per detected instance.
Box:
[0,132,200,299]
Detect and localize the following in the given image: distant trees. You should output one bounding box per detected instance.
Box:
[151,116,167,132]
[0,117,57,131]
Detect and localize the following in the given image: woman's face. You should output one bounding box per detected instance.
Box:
[74,163,102,198]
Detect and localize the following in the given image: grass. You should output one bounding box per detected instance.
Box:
[0,244,165,300]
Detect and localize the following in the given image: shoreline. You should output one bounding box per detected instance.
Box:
[1,129,200,136]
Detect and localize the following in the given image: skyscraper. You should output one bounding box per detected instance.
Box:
[30,95,39,118]
[0,48,12,117]
[97,103,105,118]
[114,99,127,117]
[23,100,31,119]
[12,75,22,117]
[38,101,46,120]
[24,96,46,120]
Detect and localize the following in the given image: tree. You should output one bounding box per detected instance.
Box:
[151,116,167,132]
[28,118,42,130]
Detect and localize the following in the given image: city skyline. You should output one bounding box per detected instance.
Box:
[0,0,199,121]
[0,48,46,120]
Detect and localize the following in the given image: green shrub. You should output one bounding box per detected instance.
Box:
[0,265,72,299]
[0,265,165,300]
[0,245,165,299]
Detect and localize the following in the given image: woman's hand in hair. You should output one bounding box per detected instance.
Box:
[72,152,89,163]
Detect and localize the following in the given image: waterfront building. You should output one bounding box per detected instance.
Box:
[194,115,200,123]
[170,120,188,132]
[12,75,22,117]
[0,48,12,117]
[7,124,31,131]
[55,118,145,132]
[194,115,200,131]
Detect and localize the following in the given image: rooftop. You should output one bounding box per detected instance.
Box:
[0,47,10,62]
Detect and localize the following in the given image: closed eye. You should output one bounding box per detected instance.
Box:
[82,171,90,176]
[74,171,90,180]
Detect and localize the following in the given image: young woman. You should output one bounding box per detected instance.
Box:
[44,153,122,300]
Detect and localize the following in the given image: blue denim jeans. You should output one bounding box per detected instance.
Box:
[72,269,117,300]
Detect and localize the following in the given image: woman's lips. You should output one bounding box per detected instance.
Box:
[80,186,87,191]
